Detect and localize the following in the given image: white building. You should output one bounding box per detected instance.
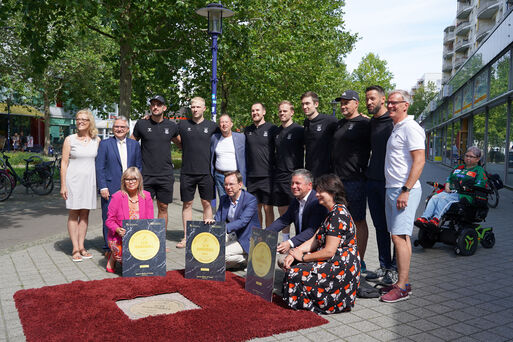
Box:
[411,73,442,96]
[442,0,513,84]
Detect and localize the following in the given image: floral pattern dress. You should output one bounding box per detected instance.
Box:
[283,203,360,314]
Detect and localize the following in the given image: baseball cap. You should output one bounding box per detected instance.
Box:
[335,90,359,102]
[149,95,166,105]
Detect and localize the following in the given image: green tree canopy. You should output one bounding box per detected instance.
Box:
[349,52,395,114]
[410,81,439,119]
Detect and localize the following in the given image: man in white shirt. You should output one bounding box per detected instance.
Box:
[210,114,246,202]
[380,90,425,303]
[96,116,142,255]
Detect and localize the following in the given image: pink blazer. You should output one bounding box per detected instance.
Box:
[106,190,154,243]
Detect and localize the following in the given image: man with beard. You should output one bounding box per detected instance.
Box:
[131,95,180,236]
[244,103,278,227]
[364,86,397,286]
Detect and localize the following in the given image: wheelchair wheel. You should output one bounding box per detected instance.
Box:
[415,229,436,248]
[487,184,499,208]
[480,231,495,248]
[455,228,478,256]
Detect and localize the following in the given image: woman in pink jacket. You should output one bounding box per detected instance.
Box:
[105,167,154,273]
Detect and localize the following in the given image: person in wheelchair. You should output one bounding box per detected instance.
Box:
[415,146,487,230]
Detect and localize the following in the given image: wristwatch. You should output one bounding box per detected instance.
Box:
[401,186,411,192]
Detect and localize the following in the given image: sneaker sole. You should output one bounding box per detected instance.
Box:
[380,294,410,303]
[365,277,384,283]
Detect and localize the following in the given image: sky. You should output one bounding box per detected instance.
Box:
[343,0,457,91]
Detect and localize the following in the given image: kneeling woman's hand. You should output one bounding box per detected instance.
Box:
[282,254,295,270]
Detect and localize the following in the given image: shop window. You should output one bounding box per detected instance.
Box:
[454,91,463,117]
[462,83,473,114]
[486,103,507,179]
[473,70,488,106]
[490,51,510,99]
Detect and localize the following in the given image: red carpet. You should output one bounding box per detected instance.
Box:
[14,270,328,341]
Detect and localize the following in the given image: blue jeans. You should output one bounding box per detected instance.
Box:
[211,171,227,210]
[422,191,459,220]
[367,180,396,270]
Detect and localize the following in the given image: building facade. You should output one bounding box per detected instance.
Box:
[420,5,513,188]
[443,0,513,84]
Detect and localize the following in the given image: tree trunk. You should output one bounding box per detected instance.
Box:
[119,39,133,118]
[43,90,51,156]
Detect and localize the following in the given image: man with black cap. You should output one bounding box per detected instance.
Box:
[131,95,181,234]
[332,89,371,270]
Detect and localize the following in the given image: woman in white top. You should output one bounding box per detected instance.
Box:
[60,109,100,262]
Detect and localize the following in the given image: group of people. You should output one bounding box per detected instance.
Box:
[60,86,428,314]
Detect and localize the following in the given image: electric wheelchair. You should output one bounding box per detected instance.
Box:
[413,181,495,256]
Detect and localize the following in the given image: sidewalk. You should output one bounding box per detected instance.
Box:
[1,162,513,341]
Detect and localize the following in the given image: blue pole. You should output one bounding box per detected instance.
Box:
[211,33,219,122]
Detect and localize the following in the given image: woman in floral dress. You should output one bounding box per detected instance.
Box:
[282,174,360,314]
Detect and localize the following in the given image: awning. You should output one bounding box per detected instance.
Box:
[0,103,44,118]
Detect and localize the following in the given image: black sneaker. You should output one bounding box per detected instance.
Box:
[380,269,398,286]
[365,267,386,282]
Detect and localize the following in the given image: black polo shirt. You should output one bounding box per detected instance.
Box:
[303,113,337,178]
[132,117,178,176]
[244,122,278,177]
[274,122,304,181]
[178,119,218,175]
[332,115,371,181]
[365,111,394,181]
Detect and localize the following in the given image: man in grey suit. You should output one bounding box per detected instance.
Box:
[95,116,142,255]
[210,114,246,201]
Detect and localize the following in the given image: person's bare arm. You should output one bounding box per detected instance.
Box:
[172,135,182,149]
[60,136,71,200]
[396,149,425,209]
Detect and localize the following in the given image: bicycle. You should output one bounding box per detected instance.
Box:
[0,151,56,201]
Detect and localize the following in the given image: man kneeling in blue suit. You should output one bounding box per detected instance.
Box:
[207,171,261,269]
[266,169,327,266]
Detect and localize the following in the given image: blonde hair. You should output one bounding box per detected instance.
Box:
[120,167,145,198]
[75,109,98,139]
[191,96,206,107]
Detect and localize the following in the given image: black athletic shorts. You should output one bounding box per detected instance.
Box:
[143,174,174,204]
[246,176,273,205]
[342,179,367,221]
[180,173,215,202]
[272,179,293,207]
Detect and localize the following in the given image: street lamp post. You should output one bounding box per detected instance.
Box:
[331,99,338,117]
[196,3,234,123]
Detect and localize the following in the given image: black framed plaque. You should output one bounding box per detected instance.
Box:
[185,221,226,281]
[122,218,166,277]
[245,228,278,302]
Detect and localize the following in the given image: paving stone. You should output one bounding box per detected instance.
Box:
[470,331,509,342]
[407,332,445,342]
[429,327,463,341]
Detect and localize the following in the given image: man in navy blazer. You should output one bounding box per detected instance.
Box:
[210,114,246,200]
[211,171,260,269]
[267,169,327,263]
[96,116,142,253]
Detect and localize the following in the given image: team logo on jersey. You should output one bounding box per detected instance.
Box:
[348,123,354,130]
[316,125,322,131]
[287,134,292,139]
[248,131,252,136]
[164,128,170,134]
[263,131,268,137]
[187,127,192,132]
[204,128,209,133]
[147,128,152,132]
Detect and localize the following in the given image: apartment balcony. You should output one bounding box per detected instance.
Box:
[476,20,495,42]
[477,0,500,19]
[442,59,453,72]
[453,56,467,69]
[444,29,455,44]
[443,48,455,59]
[457,1,472,19]
[454,38,471,53]
[455,20,471,36]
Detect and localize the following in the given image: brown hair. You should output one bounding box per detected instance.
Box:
[314,174,347,206]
